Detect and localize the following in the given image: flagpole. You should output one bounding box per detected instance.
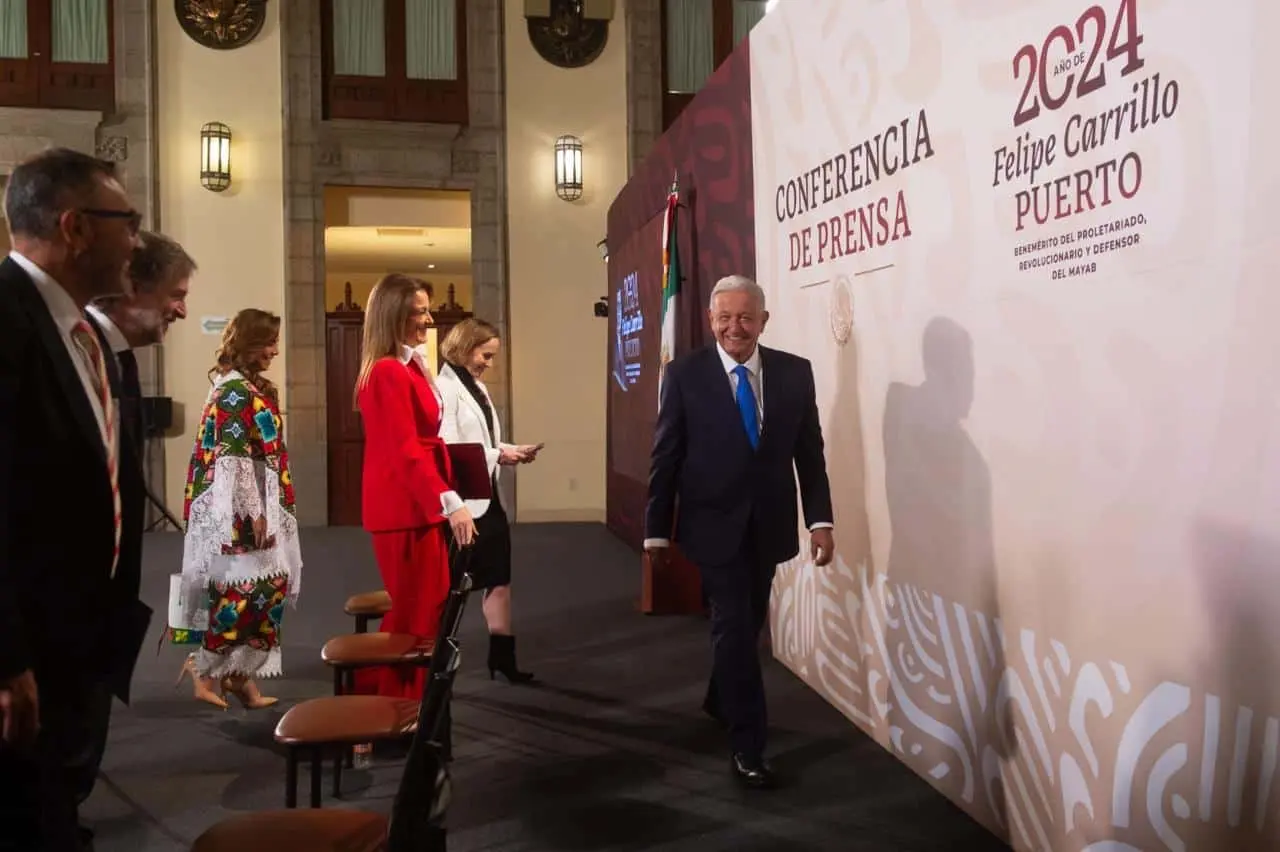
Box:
[659,171,680,404]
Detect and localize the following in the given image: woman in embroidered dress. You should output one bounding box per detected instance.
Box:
[355,274,475,700]
[173,308,303,710]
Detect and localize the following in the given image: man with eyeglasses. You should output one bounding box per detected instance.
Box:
[0,147,150,851]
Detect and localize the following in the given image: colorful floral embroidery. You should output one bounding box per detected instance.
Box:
[166,627,205,646]
[182,376,297,521]
[175,371,302,679]
[254,406,279,447]
[202,574,288,654]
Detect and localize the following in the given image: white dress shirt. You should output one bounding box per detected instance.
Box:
[643,343,833,550]
[86,303,130,356]
[11,251,117,460]
[398,344,465,517]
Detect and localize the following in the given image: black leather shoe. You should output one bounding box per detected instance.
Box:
[731,753,776,789]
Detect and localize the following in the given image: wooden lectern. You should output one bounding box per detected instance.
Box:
[640,542,705,616]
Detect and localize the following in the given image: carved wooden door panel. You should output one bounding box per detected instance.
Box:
[325,313,365,526]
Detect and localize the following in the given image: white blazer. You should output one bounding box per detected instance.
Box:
[436,362,511,518]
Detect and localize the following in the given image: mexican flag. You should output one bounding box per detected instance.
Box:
[658,176,680,403]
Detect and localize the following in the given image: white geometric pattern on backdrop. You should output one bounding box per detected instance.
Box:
[773,556,1280,852]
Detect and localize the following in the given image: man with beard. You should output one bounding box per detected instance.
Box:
[87,231,194,448]
[74,231,194,843]
[0,148,148,851]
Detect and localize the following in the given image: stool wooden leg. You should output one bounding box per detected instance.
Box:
[333,747,343,798]
[310,746,323,808]
[342,668,357,770]
[285,747,298,809]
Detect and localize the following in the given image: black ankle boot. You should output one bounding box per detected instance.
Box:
[487,634,535,684]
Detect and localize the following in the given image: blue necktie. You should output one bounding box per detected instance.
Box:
[733,364,760,450]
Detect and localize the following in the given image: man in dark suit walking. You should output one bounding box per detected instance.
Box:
[0,148,149,851]
[77,231,194,830]
[646,274,835,789]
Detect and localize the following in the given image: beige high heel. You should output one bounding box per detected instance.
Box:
[221,674,279,710]
[177,654,229,710]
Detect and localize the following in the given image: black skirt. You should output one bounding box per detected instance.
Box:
[448,497,512,590]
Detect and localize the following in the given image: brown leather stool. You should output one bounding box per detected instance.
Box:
[323,633,434,696]
[343,590,392,633]
[323,633,435,772]
[274,695,418,808]
[191,809,386,851]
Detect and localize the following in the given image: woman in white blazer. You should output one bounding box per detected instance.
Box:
[436,318,542,683]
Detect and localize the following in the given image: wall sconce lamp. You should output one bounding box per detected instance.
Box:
[200,121,232,192]
[596,237,609,262]
[554,134,583,201]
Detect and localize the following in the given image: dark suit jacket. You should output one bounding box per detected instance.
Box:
[645,343,834,567]
[0,257,150,702]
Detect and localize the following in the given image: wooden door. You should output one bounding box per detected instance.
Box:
[326,312,365,526]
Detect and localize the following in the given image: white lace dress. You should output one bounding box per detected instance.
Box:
[172,370,303,680]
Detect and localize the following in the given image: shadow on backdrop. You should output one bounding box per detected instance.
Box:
[882,317,1013,834]
[1180,521,1280,852]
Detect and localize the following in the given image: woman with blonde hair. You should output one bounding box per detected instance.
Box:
[173,308,302,710]
[354,274,476,699]
[437,318,542,682]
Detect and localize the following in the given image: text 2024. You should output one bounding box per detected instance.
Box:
[1012,0,1145,127]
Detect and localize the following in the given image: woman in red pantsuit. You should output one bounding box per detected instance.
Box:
[354,273,476,699]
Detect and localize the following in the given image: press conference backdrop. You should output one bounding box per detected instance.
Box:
[604,212,664,547]
[604,37,757,565]
[753,1,1280,850]
[608,0,1280,848]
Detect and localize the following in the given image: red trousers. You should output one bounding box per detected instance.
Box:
[354,525,450,699]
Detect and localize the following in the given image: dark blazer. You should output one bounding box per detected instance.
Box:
[0,257,150,702]
[645,343,834,567]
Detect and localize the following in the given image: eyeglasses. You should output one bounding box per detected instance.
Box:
[79,208,142,235]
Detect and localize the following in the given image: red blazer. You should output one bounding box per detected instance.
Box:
[358,356,455,532]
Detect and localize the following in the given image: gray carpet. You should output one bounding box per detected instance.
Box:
[84,523,1006,851]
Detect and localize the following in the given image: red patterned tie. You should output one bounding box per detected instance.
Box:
[71,321,121,578]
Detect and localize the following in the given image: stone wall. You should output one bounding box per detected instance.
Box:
[0,0,666,528]
[279,0,665,526]
[279,0,509,526]
[626,0,663,175]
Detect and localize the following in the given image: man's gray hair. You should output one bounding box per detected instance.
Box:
[128,230,197,294]
[709,274,766,312]
[4,147,117,240]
